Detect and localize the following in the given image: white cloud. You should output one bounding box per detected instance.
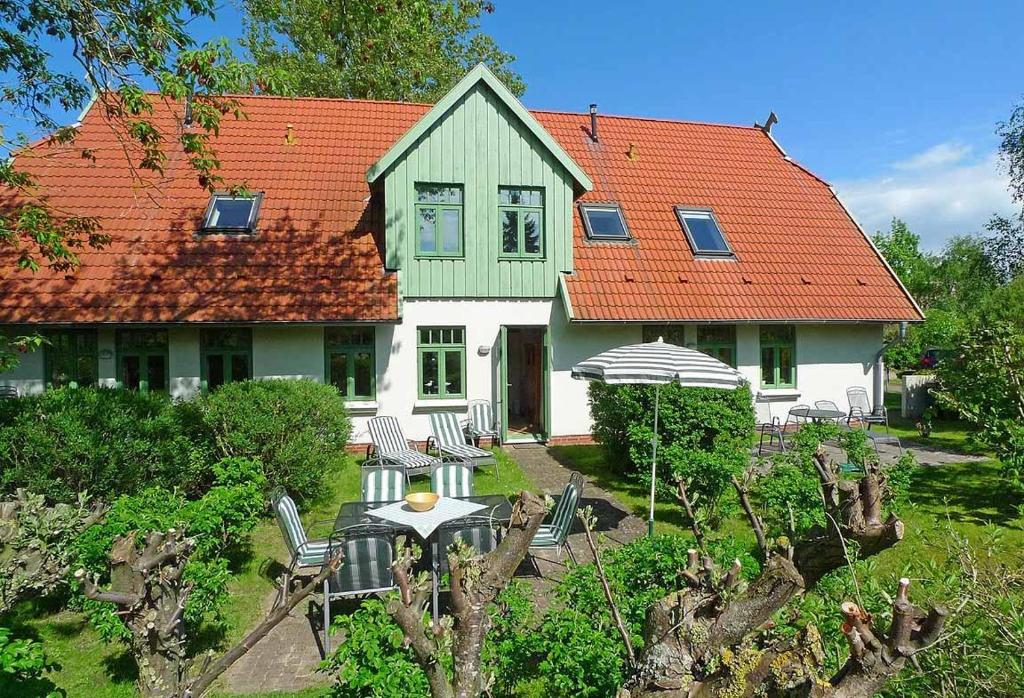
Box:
[891,141,972,171]
[833,144,1017,250]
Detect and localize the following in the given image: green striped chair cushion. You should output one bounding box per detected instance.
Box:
[328,532,395,594]
[531,482,581,548]
[429,412,492,461]
[438,518,497,574]
[468,401,497,435]
[273,492,307,554]
[368,416,410,455]
[361,466,406,503]
[431,463,475,498]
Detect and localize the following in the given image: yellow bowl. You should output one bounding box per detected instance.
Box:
[405,492,439,512]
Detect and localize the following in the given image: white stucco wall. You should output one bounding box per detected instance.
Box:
[0,319,885,443]
[0,342,45,396]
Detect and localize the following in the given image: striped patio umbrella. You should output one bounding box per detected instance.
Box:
[572,338,746,536]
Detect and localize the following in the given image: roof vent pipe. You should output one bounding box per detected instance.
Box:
[589,103,598,142]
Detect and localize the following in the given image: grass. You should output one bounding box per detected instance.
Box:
[10,448,534,698]
[883,390,990,456]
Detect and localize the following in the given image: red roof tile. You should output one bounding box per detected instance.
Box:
[532,110,921,322]
[0,94,920,324]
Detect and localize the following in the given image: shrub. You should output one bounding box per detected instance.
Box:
[324,598,430,698]
[0,626,56,697]
[194,379,351,500]
[73,457,266,641]
[0,387,206,502]
[589,382,755,522]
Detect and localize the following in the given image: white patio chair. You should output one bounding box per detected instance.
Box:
[360,462,406,503]
[271,488,330,573]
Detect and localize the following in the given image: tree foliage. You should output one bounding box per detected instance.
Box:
[236,0,525,101]
[588,382,755,523]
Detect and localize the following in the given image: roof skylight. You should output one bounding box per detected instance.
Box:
[202,193,263,233]
[676,208,733,257]
[580,204,630,241]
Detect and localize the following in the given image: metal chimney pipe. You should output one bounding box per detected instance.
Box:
[589,103,598,142]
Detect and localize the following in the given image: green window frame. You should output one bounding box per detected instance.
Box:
[415,184,463,257]
[200,328,252,391]
[44,330,98,388]
[116,329,169,393]
[695,325,737,368]
[760,325,796,388]
[417,326,466,399]
[325,327,375,400]
[499,187,544,258]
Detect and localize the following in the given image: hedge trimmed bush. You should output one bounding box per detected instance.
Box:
[194,379,351,501]
[0,387,206,502]
[588,382,755,522]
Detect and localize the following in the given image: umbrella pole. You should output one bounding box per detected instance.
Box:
[648,383,660,538]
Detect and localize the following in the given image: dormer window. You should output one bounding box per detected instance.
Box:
[580,203,630,241]
[202,192,263,233]
[676,207,734,258]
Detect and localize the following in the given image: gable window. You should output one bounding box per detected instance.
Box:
[580,204,630,241]
[202,192,263,233]
[200,328,252,390]
[44,330,97,388]
[695,325,737,367]
[760,325,796,388]
[417,327,465,399]
[325,327,375,400]
[117,329,169,392]
[415,184,463,256]
[499,187,544,257]
[676,208,733,257]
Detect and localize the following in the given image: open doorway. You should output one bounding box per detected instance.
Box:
[502,326,547,441]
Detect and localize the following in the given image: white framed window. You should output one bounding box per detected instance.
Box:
[202,192,263,233]
[580,203,630,241]
[675,207,734,257]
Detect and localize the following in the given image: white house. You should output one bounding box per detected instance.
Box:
[0,65,922,444]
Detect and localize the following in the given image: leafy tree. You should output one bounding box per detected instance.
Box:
[935,322,1024,504]
[0,0,252,369]
[236,0,525,101]
[872,218,937,304]
[983,214,1024,283]
[996,97,1024,206]
[932,234,1001,313]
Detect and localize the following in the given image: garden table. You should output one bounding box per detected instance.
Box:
[789,406,846,423]
[334,494,513,621]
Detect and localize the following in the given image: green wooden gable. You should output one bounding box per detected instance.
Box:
[368,64,593,300]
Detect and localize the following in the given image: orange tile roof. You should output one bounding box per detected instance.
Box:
[532,110,921,322]
[0,94,920,324]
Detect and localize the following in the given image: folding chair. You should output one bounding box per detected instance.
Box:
[466,399,500,445]
[431,461,475,498]
[360,461,406,503]
[427,412,499,476]
[271,488,330,572]
[322,524,397,653]
[529,472,584,570]
[367,416,438,481]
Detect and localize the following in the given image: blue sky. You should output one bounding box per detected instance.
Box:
[18,1,1024,249]
[478,1,1023,249]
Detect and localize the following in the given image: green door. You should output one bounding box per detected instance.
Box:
[499,325,508,443]
[541,327,551,441]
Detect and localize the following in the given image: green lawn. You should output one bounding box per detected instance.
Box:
[10,448,533,698]
[553,413,1022,585]
[883,390,990,456]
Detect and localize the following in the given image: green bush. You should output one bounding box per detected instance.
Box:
[73,457,266,641]
[0,387,207,502]
[324,598,430,698]
[194,379,351,501]
[589,382,755,522]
